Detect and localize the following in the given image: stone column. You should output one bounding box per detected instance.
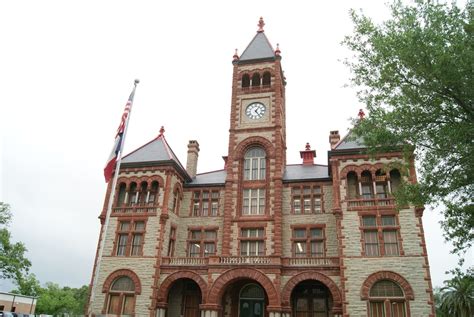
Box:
[155,307,166,317]
[200,309,219,317]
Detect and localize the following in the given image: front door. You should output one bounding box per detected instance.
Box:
[239,299,264,317]
[292,282,330,317]
[239,284,266,317]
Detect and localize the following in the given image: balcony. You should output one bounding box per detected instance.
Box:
[160,256,339,268]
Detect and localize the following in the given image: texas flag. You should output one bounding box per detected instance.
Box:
[103,85,136,182]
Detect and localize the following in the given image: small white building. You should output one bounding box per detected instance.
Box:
[0,291,37,314]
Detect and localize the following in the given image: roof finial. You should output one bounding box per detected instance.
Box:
[257,17,265,33]
[358,109,366,120]
[159,126,165,137]
[233,48,239,61]
[275,43,281,56]
[305,142,311,151]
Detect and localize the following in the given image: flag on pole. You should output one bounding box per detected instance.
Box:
[103,86,136,182]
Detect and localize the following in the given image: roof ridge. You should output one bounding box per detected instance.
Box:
[160,135,188,173]
[196,169,225,176]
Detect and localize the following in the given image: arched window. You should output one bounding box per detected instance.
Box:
[360,171,373,199]
[390,169,401,193]
[129,182,138,205]
[244,147,266,180]
[107,276,136,315]
[147,181,159,205]
[375,170,388,198]
[369,280,406,317]
[262,72,271,86]
[117,183,127,206]
[242,74,250,88]
[347,172,358,199]
[139,181,148,205]
[172,187,181,214]
[252,73,261,87]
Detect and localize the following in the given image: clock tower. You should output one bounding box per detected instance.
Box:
[222,17,286,256]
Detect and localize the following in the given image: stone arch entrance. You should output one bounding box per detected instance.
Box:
[207,268,279,307]
[156,271,208,317]
[206,268,279,317]
[281,272,342,316]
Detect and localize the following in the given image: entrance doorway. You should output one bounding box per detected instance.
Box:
[167,279,202,317]
[239,284,265,317]
[291,281,332,317]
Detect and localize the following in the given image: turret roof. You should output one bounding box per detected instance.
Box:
[121,130,191,180]
[239,32,276,62]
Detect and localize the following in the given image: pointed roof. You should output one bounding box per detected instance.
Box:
[121,128,191,181]
[333,130,366,151]
[238,18,276,63]
[239,32,276,62]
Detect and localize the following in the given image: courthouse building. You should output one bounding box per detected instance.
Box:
[88,19,435,317]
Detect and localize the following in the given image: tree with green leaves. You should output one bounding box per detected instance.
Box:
[343,0,473,255]
[0,202,31,281]
[12,273,42,297]
[439,270,474,317]
[34,283,89,315]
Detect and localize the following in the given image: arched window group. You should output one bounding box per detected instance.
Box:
[346,168,401,201]
[241,71,271,88]
[116,180,160,206]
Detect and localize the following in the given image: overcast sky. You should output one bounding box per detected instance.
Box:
[1,0,471,292]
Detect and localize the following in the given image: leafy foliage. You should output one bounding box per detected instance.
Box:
[35,283,89,316]
[13,274,89,315]
[343,0,474,254]
[439,270,474,317]
[12,273,42,297]
[0,202,31,281]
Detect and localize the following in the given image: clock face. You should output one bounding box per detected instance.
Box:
[245,102,266,119]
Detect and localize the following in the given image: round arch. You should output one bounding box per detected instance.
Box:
[157,271,208,303]
[233,136,275,161]
[102,269,141,294]
[206,268,279,306]
[360,271,414,300]
[281,271,342,308]
[340,163,386,179]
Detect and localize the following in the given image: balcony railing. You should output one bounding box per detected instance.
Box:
[283,257,339,267]
[112,206,158,214]
[212,256,278,265]
[346,197,395,209]
[161,256,339,268]
[162,257,209,266]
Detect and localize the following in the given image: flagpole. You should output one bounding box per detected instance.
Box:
[88,79,139,315]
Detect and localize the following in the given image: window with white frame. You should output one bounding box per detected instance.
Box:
[240,228,265,256]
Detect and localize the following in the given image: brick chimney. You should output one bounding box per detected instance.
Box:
[186,140,200,178]
[222,156,228,169]
[329,130,340,149]
[300,143,316,165]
